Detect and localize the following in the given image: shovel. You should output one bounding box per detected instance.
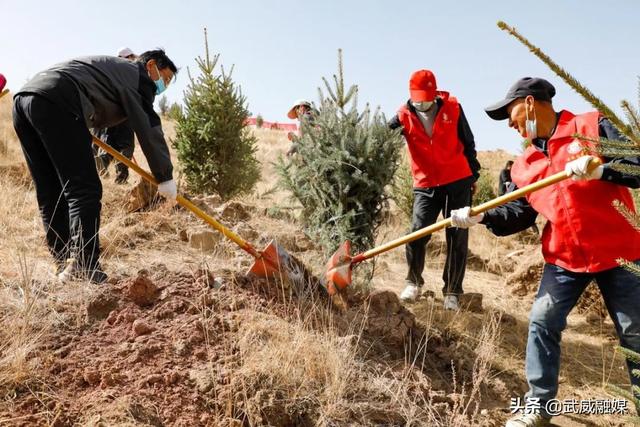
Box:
[92,135,310,286]
[325,157,603,295]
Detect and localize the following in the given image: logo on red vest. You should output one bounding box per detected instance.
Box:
[567,139,584,155]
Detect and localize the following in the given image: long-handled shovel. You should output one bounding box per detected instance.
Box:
[325,158,603,295]
[92,135,310,286]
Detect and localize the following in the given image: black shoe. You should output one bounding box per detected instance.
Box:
[58,258,108,284]
[89,268,108,284]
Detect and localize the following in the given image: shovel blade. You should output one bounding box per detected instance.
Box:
[325,241,353,295]
[247,240,288,277]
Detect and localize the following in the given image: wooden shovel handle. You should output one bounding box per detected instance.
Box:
[91,135,260,258]
[358,157,602,262]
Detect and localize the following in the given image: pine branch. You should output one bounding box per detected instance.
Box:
[497,21,639,146]
[617,259,640,278]
[622,100,640,135]
[610,163,640,176]
[607,383,634,403]
[204,27,210,68]
[618,345,640,364]
[322,77,338,104]
[572,133,640,158]
[612,200,640,231]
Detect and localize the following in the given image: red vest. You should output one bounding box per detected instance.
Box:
[397,91,472,188]
[511,110,640,273]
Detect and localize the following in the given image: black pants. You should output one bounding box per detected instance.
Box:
[405,177,472,295]
[13,94,102,270]
[95,121,135,182]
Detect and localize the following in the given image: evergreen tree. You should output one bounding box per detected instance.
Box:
[158,95,169,116]
[256,114,264,128]
[391,158,414,222]
[173,28,259,199]
[276,50,403,256]
[167,102,183,121]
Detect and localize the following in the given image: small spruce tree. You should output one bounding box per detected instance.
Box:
[167,102,183,121]
[173,28,259,199]
[158,95,169,116]
[277,49,403,256]
[474,170,497,205]
[255,114,264,128]
[391,158,414,222]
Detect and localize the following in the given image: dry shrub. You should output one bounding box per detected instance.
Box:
[216,299,503,426]
[504,251,544,296]
[576,281,608,318]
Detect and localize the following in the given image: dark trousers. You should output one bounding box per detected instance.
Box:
[526,261,640,417]
[405,177,472,295]
[13,94,102,270]
[95,121,135,182]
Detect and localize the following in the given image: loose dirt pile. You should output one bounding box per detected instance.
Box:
[3,261,514,426]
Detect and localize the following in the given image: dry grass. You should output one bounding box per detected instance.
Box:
[0,96,634,425]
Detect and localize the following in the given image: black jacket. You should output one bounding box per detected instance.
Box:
[17,56,172,182]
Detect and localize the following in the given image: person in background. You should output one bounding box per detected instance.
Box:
[13,50,178,284]
[286,99,315,156]
[94,47,139,184]
[0,73,7,98]
[498,160,514,196]
[389,69,481,309]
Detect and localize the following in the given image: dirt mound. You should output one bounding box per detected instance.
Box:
[126,179,158,212]
[504,251,544,296]
[5,263,511,426]
[124,271,159,307]
[216,201,253,223]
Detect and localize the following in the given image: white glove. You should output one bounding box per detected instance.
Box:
[157,179,177,200]
[450,206,484,229]
[564,155,604,181]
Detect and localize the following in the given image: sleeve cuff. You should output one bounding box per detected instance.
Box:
[600,165,617,182]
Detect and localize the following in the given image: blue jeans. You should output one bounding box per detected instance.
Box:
[525,261,640,417]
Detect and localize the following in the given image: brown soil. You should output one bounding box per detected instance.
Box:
[3,262,514,426]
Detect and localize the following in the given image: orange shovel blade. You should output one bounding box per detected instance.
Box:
[325,241,353,295]
[247,240,287,277]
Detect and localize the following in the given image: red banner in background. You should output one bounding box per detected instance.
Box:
[245,117,298,132]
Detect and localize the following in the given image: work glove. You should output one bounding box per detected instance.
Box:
[450,206,484,229]
[157,179,178,201]
[564,155,604,181]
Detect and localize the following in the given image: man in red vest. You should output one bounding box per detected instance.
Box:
[451,77,640,427]
[390,69,481,309]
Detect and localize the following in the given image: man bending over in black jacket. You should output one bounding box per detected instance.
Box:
[13,50,178,284]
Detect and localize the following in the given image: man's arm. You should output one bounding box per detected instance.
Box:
[457,105,481,181]
[598,117,640,188]
[118,86,173,183]
[389,114,402,131]
[480,183,538,236]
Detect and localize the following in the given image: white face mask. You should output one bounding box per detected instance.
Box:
[525,102,537,141]
[412,100,434,112]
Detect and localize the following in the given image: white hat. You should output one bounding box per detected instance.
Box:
[287,99,311,119]
[117,47,135,58]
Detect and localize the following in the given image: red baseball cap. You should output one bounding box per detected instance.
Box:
[0,74,6,92]
[409,69,437,102]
